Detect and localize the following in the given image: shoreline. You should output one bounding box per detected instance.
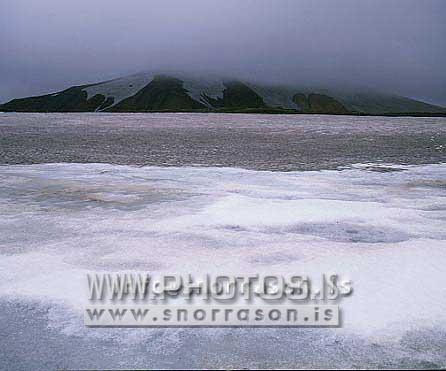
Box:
[2,109,446,117]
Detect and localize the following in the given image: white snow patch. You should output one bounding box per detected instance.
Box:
[248,84,298,109]
[181,76,226,108]
[83,72,154,109]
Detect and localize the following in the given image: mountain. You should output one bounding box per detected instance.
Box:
[1,72,444,115]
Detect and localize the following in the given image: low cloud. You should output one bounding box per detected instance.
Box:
[1,0,445,105]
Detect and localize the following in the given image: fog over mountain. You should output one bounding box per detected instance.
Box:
[1,0,445,106]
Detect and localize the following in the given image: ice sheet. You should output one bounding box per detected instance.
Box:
[0,163,445,368]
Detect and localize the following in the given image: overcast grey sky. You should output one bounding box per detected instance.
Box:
[1,0,445,105]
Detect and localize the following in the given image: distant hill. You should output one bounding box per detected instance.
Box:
[1,72,444,115]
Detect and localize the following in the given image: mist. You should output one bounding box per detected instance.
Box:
[1,0,445,105]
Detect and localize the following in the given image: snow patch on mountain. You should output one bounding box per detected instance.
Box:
[83,72,154,109]
[182,77,226,108]
[247,84,298,109]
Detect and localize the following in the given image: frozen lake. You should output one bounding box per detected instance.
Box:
[0,112,445,170]
[0,113,445,369]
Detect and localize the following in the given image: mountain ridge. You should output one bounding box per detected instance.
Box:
[1,72,445,115]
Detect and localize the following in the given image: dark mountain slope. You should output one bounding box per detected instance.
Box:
[202,81,266,109]
[0,85,110,112]
[293,93,349,114]
[110,76,205,111]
